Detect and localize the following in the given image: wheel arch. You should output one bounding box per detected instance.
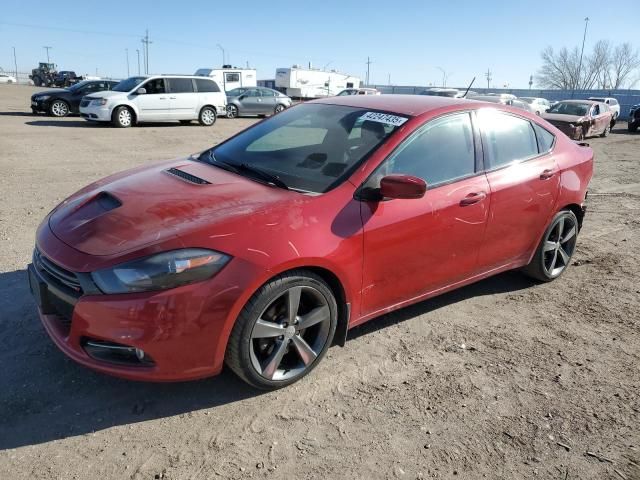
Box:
[112,104,137,124]
[559,202,585,230]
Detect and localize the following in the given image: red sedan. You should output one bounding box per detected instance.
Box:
[29,95,593,389]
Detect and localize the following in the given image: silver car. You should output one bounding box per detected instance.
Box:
[226,87,292,118]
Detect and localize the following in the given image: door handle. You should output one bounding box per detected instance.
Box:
[159,97,167,100]
[169,96,176,99]
[459,191,487,206]
[540,169,556,180]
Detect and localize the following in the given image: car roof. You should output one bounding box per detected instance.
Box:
[557,99,599,105]
[311,94,479,116]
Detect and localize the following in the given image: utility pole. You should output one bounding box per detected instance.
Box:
[575,17,589,93]
[43,46,52,63]
[125,48,130,77]
[136,49,140,75]
[13,47,18,81]
[141,29,152,74]
[365,56,372,86]
[485,68,492,89]
[388,73,391,86]
[217,44,226,66]
[529,75,533,89]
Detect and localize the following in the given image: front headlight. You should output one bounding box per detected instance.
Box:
[92,249,231,294]
[91,98,108,106]
[37,95,50,101]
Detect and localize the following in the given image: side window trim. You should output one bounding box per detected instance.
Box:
[477,109,551,174]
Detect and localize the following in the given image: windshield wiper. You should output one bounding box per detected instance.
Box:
[200,151,288,190]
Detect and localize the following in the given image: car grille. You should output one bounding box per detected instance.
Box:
[33,248,83,294]
[165,167,211,185]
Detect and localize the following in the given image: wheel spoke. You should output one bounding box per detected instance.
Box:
[548,249,558,272]
[558,246,570,265]
[261,340,288,379]
[292,334,317,366]
[287,287,302,324]
[297,305,330,330]
[252,319,285,339]
[561,225,576,243]
[556,217,565,239]
[543,241,556,252]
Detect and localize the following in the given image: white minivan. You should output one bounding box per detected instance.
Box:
[79,75,227,127]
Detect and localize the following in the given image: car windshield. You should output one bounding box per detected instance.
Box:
[68,80,92,91]
[548,102,589,116]
[112,76,147,92]
[227,88,247,97]
[201,103,407,193]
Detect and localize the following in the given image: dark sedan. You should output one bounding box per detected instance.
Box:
[226,87,292,118]
[31,80,118,117]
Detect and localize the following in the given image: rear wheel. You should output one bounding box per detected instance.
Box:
[112,106,133,128]
[629,122,638,133]
[274,104,286,114]
[225,270,337,390]
[49,100,69,117]
[522,210,579,282]
[601,123,610,137]
[198,106,216,126]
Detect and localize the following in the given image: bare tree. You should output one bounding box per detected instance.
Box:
[537,40,640,89]
[609,43,640,88]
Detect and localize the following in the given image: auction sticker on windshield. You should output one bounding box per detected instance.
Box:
[359,111,409,127]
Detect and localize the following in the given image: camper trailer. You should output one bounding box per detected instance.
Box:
[275,66,361,98]
[194,66,257,92]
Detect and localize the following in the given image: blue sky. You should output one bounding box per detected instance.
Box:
[1,0,638,88]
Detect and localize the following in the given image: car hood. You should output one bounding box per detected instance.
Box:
[48,158,293,256]
[84,90,125,100]
[542,113,585,124]
[33,89,70,98]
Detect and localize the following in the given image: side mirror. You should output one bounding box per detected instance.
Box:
[379,174,427,200]
[136,87,147,95]
[238,94,246,100]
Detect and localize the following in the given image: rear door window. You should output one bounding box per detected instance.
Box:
[168,78,194,93]
[533,124,555,153]
[477,110,539,169]
[195,79,221,93]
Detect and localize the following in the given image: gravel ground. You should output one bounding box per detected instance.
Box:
[0,84,639,480]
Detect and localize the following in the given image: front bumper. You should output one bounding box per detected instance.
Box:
[31,98,51,113]
[28,226,260,382]
[80,104,112,121]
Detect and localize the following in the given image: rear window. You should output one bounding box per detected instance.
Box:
[533,124,555,152]
[195,79,221,93]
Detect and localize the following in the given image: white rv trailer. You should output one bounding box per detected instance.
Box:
[194,66,257,92]
[275,66,360,98]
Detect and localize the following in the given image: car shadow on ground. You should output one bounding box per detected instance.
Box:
[25,119,94,128]
[0,111,35,117]
[0,268,534,450]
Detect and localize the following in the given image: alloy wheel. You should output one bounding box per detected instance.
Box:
[201,109,215,125]
[227,105,238,118]
[249,286,332,381]
[275,104,285,113]
[542,214,577,277]
[51,101,68,117]
[119,109,132,127]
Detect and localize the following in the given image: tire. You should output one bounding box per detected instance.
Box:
[522,210,579,282]
[49,100,70,117]
[600,123,610,137]
[179,120,192,125]
[33,76,43,87]
[628,122,638,133]
[112,106,134,128]
[198,106,217,126]
[226,104,239,119]
[225,270,338,390]
[274,104,286,114]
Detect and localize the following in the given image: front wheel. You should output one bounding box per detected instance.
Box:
[225,270,338,390]
[274,104,286,114]
[112,106,133,128]
[226,104,239,119]
[49,100,69,117]
[198,106,217,126]
[522,210,579,282]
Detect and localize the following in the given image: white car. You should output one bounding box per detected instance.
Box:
[519,97,551,115]
[0,73,17,84]
[336,88,381,96]
[588,97,620,120]
[79,75,227,128]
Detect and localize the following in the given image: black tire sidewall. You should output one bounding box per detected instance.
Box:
[226,271,338,390]
[227,105,238,118]
[112,106,133,128]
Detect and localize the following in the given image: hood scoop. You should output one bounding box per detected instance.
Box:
[165,167,211,185]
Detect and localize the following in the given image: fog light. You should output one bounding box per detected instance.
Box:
[135,348,145,361]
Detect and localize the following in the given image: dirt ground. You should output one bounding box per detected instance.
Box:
[0,84,638,480]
